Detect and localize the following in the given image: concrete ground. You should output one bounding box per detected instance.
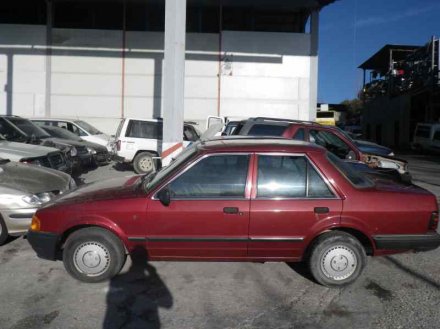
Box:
[1,156,440,329]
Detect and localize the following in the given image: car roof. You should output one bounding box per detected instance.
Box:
[197,137,325,153]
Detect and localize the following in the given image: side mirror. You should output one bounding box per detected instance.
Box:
[157,188,171,207]
[346,150,356,160]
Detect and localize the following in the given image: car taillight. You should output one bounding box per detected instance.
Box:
[116,140,121,151]
[429,212,439,231]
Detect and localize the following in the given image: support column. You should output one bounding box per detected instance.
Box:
[161,0,187,166]
[308,10,319,121]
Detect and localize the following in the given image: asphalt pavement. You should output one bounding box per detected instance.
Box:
[1,157,440,329]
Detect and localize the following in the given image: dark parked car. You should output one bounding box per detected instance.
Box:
[41,125,111,166]
[28,138,439,287]
[0,116,90,173]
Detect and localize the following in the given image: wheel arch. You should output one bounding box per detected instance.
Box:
[303,226,375,260]
[59,223,129,253]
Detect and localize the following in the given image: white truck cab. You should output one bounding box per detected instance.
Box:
[114,118,200,174]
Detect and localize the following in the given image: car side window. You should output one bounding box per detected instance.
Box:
[68,123,87,137]
[167,154,249,199]
[292,128,305,141]
[247,124,286,136]
[257,155,334,198]
[126,120,163,139]
[309,130,351,159]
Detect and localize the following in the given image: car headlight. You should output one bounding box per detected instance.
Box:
[388,152,395,156]
[70,147,78,157]
[22,192,53,206]
[87,147,97,155]
[69,178,77,190]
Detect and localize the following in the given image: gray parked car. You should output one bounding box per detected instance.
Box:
[0,159,75,245]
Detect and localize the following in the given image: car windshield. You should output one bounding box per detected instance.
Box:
[327,152,374,188]
[74,120,103,135]
[44,126,82,141]
[144,145,198,192]
[335,127,355,142]
[7,117,51,139]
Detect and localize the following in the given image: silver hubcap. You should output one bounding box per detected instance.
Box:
[139,156,154,172]
[73,242,110,277]
[321,245,357,281]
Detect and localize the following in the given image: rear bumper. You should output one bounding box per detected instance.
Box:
[27,230,60,261]
[373,233,440,251]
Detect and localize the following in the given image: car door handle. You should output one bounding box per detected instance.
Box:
[223,207,240,214]
[314,207,329,214]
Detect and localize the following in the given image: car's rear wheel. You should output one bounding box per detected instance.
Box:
[0,216,8,246]
[63,227,126,283]
[308,231,366,287]
[133,152,156,174]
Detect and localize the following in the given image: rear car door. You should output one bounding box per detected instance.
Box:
[249,154,342,260]
[146,153,251,259]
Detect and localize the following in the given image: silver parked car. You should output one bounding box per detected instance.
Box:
[0,158,75,245]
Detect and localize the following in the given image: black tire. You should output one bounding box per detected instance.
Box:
[308,231,366,287]
[63,227,126,283]
[133,152,156,174]
[0,216,8,246]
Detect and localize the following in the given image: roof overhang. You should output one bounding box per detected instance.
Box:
[358,44,420,72]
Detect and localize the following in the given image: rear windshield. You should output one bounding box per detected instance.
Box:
[7,117,50,139]
[248,124,287,136]
[115,119,125,138]
[74,120,103,135]
[327,152,374,188]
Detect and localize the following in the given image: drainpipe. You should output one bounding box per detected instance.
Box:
[217,2,223,117]
[121,0,127,118]
[45,0,53,118]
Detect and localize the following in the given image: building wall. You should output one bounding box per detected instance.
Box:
[362,95,412,148]
[0,24,315,135]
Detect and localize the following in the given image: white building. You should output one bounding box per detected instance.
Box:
[0,0,335,135]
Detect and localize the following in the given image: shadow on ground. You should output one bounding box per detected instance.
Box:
[103,247,173,329]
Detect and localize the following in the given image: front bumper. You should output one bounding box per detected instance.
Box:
[27,230,60,261]
[1,208,37,236]
[373,233,440,251]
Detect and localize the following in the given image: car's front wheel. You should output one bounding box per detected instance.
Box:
[308,231,366,287]
[63,227,126,283]
[133,152,156,174]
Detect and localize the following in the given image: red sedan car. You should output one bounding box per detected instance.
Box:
[27,138,440,287]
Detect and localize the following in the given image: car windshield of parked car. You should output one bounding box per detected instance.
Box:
[7,118,51,139]
[43,126,82,141]
[74,120,103,135]
[310,129,352,159]
[327,152,374,188]
[145,146,198,192]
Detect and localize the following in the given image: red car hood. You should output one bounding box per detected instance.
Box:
[50,175,143,206]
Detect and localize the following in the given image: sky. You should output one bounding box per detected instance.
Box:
[318,0,440,104]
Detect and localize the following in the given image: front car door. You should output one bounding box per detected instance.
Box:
[146,153,251,260]
[249,153,343,260]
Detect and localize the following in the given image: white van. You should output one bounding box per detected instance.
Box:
[412,123,440,153]
[113,118,200,174]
